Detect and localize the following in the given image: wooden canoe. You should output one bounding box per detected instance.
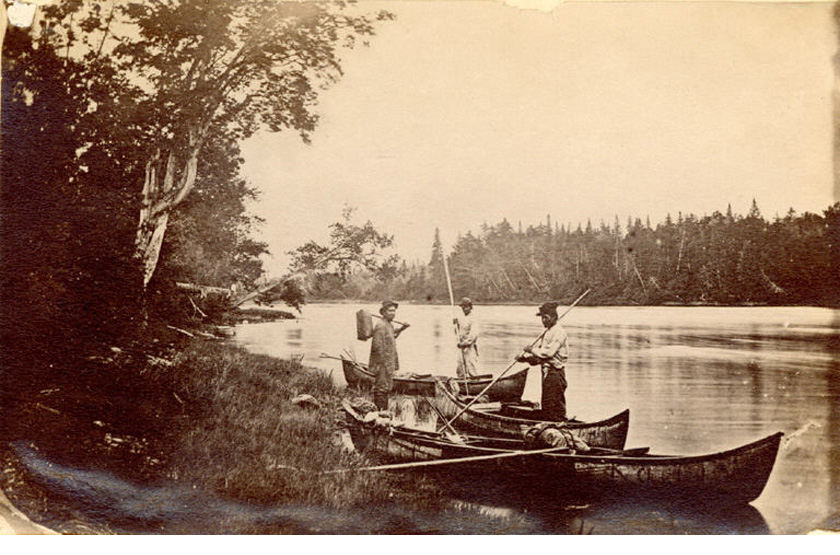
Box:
[340,358,528,402]
[343,405,783,507]
[434,381,630,450]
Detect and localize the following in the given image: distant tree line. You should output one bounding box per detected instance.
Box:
[305,201,840,307]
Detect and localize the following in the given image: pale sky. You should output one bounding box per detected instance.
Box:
[241,0,837,277]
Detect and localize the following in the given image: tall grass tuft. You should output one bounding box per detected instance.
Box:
[162,341,446,509]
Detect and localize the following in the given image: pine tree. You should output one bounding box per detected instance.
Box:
[427,228,448,300]
[748,199,762,220]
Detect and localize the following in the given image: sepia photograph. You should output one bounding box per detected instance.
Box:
[1,0,838,537]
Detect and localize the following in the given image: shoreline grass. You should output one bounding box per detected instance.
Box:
[2,334,449,531]
[161,341,447,509]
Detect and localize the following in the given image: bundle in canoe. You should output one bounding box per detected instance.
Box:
[435,381,629,450]
[342,403,783,507]
[335,356,528,402]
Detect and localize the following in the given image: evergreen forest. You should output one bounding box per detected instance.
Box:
[302,201,840,307]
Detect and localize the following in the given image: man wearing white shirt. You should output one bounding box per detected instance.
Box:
[454,297,479,377]
[517,301,569,420]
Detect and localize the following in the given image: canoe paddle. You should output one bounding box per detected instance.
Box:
[442,288,591,431]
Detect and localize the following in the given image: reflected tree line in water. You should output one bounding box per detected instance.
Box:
[306,201,840,307]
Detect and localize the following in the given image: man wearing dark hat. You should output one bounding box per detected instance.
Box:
[369,300,408,410]
[516,301,569,420]
[454,297,479,378]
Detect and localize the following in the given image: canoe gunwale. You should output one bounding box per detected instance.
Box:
[346,406,781,460]
[356,422,782,466]
[435,378,630,431]
[343,407,783,506]
[541,431,784,466]
[340,358,528,400]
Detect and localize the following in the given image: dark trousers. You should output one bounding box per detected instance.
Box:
[372,365,393,411]
[373,390,390,411]
[541,366,567,421]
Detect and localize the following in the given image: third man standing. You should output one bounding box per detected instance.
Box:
[454,297,479,378]
[516,301,569,420]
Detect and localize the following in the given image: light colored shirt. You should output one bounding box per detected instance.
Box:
[531,323,568,369]
[455,313,478,348]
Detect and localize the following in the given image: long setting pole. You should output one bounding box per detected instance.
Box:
[441,235,470,393]
[442,288,592,430]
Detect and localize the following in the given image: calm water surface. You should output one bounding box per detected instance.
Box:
[233,304,840,534]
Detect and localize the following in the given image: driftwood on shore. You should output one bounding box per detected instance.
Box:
[175,282,231,297]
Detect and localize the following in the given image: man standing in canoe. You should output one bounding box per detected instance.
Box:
[516,301,569,420]
[454,297,480,378]
[369,300,409,410]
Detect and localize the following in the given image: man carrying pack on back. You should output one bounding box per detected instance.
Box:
[369,300,409,411]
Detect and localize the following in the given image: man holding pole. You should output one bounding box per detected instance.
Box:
[454,297,479,378]
[369,300,408,411]
[516,301,569,421]
[443,291,588,432]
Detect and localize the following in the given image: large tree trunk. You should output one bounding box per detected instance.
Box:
[136,130,203,287]
[138,211,170,287]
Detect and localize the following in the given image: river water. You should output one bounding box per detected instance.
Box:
[232,303,840,535]
[14,304,837,534]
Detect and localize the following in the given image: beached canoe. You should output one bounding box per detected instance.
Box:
[342,404,783,507]
[434,381,630,449]
[339,357,528,402]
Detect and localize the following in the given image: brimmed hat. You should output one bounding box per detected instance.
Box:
[457,297,473,307]
[379,300,399,314]
[536,301,559,316]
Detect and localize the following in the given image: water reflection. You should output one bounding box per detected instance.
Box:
[573,502,769,535]
[447,481,771,535]
[234,304,840,534]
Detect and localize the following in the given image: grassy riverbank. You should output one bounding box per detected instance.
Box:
[160,341,445,509]
[1,333,446,532]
